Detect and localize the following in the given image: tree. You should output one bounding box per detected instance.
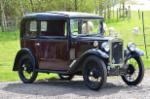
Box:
[0,0,121,32]
[0,0,7,32]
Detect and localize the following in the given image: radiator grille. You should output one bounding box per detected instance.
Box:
[111,42,123,64]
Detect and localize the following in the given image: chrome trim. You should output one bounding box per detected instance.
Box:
[109,38,124,67]
[69,60,77,68]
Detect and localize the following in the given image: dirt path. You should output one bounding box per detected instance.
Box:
[0,70,150,99]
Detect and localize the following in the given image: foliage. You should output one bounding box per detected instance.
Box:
[0,0,131,32]
[0,0,124,20]
[106,11,150,67]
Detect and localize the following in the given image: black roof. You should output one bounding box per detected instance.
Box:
[23,11,103,20]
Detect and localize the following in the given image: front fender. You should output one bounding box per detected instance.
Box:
[68,49,109,73]
[134,48,145,56]
[80,48,109,59]
[13,48,35,71]
[125,48,144,62]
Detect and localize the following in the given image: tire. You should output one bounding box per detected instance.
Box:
[121,57,144,86]
[59,74,74,80]
[82,56,107,91]
[18,54,38,83]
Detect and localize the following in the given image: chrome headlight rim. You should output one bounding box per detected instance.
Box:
[101,42,110,52]
[127,42,136,52]
[93,41,99,47]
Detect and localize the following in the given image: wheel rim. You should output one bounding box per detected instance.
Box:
[20,59,34,80]
[125,58,140,82]
[85,62,102,86]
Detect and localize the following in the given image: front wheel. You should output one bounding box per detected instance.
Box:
[121,57,144,86]
[82,56,107,91]
[18,55,38,83]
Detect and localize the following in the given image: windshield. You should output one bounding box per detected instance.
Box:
[70,19,102,37]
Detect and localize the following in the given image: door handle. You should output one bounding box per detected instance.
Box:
[35,42,40,46]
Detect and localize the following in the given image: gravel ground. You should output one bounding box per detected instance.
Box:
[0,70,150,99]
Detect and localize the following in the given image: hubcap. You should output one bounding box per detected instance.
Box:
[21,60,33,80]
[125,58,140,82]
[127,64,135,75]
[87,66,102,82]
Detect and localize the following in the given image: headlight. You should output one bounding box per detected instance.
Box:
[93,41,99,47]
[101,42,110,52]
[127,42,136,51]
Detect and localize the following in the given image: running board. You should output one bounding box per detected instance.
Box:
[35,69,69,74]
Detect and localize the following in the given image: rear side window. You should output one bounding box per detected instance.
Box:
[39,20,67,37]
[41,21,47,32]
[24,21,37,37]
[30,21,37,32]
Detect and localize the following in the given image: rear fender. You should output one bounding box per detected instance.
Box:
[13,48,36,71]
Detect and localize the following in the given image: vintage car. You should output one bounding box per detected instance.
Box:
[13,11,145,90]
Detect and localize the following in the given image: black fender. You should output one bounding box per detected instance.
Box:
[124,48,144,62]
[68,48,109,73]
[80,49,109,60]
[13,48,37,71]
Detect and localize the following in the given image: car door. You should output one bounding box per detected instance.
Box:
[69,19,94,59]
[36,20,69,71]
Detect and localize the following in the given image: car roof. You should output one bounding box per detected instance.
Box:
[22,11,103,21]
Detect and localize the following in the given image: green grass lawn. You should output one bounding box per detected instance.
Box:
[106,11,150,68]
[0,31,20,81]
[0,11,150,82]
[0,31,58,82]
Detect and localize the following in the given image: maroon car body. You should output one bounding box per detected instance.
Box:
[14,12,105,71]
[13,12,145,90]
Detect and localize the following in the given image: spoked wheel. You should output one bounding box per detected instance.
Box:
[83,56,107,91]
[59,74,74,80]
[18,55,38,83]
[121,57,144,86]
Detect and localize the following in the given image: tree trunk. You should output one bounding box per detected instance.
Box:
[122,2,125,18]
[29,0,34,12]
[0,0,7,32]
[107,5,111,19]
[19,0,25,15]
[64,0,67,11]
[74,0,78,11]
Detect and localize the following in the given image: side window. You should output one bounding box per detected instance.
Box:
[41,21,47,32]
[30,21,37,32]
[39,20,67,37]
[24,21,37,37]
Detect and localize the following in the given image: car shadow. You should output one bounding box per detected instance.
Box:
[2,78,142,97]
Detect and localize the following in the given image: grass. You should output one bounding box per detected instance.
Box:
[0,31,58,82]
[106,11,150,68]
[0,11,150,82]
[0,31,19,81]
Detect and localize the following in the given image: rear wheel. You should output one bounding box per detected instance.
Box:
[82,56,107,90]
[121,57,144,86]
[18,54,38,83]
